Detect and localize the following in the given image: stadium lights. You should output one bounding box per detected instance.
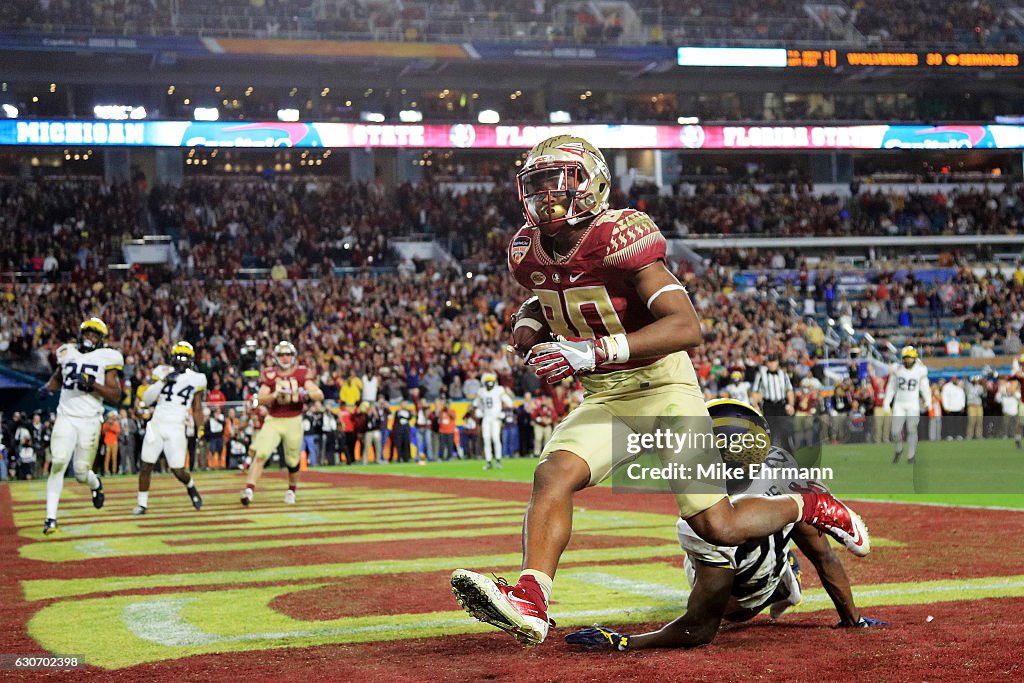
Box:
[193,107,219,121]
[277,108,300,122]
[399,109,423,123]
[360,111,385,122]
[93,105,147,120]
[1,104,17,118]
[478,109,500,124]
[549,110,571,124]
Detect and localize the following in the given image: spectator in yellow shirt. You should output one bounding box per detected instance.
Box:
[339,372,363,406]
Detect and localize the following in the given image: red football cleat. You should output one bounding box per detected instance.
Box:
[796,483,871,557]
[451,570,551,646]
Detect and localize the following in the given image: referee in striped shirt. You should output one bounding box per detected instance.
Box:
[752,353,796,450]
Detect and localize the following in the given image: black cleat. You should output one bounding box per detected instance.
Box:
[43,518,58,535]
[188,487,203,510]
[92,479,105,509]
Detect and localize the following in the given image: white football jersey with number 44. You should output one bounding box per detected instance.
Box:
[147,366,208,425]
[55,344,124,419]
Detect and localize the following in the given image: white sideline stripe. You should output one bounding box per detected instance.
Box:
[122,578,1024,648]
[847,498,1024,512]
[570,572,689,603]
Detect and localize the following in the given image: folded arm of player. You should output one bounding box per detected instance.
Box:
[253,384,276,409]
[791,521,884,628]
[528,261,703,383]
[302,379,324,403]
[566,560,733,651]
[89,368,123,404]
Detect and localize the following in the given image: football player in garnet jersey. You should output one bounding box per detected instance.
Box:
[241,341,324,506]
[451,134,871,647]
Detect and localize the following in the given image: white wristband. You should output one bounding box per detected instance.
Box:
[600,333,631,364]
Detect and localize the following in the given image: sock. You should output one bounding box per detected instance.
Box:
[85,470,101,490]
[519,569,553,606]
[787,493,805,521]
[246,483,255,492]
[137,491,149,507]
[183,476,194,489]
[289,484,297,492]
[46,467,67,519]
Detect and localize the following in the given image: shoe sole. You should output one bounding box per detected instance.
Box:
[450,570,546,646]
[828,507,871,557]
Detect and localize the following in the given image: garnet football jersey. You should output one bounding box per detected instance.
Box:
[508,208,670,373]
[261,365,311,418]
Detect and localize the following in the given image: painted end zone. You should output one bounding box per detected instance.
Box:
[2,470,1023,680]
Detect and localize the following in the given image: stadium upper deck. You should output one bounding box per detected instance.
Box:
[0,1,1020,48]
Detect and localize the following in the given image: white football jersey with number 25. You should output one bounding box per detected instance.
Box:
[55,344,124,420]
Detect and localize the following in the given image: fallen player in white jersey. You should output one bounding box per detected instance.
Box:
[566,400,884,651]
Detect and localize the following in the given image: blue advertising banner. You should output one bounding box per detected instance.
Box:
[0,32,207,55]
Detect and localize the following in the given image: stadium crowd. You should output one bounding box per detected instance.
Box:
[1,170,1022,480]
[1,242,1021,480]
[6,1,1020,49]
[5,176,1024,278]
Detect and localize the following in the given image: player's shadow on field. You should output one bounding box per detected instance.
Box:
[718,620,825,634]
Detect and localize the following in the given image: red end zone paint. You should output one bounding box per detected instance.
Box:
[2,472,1023,680]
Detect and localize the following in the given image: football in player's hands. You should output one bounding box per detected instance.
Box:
[76,372,96,392]
[510,296,555,358]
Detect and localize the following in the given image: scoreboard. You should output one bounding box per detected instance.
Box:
[677,46,1022,69]
[787,48,1021,69]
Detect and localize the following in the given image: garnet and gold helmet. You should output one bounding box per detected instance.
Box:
[274,340,297,369]
[516,134,611,234]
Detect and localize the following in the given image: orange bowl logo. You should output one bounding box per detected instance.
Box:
[680,125,706,149]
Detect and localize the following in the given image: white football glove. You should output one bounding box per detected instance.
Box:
[527,339,598,384]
